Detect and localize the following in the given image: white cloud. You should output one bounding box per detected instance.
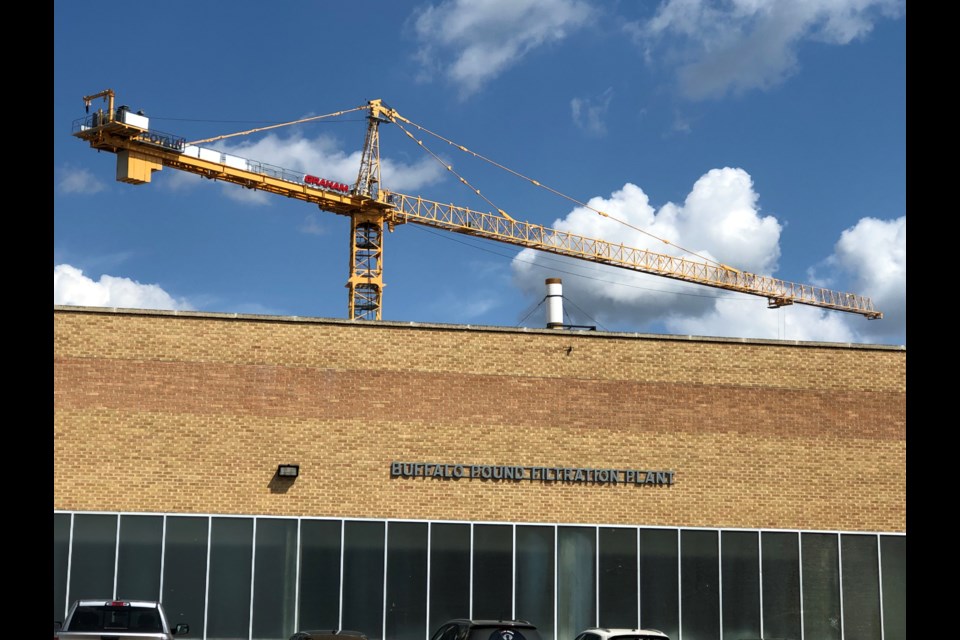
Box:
[224,302,284,316]
[664,295,858,342]
[509,167,905,344]
[299,213,328,236]
[413,0,593,96]
[571,88,614,135]
[671,217,905,343]
[629,0,904,100]
[818,215,906,341]
[57,165,106,194]
[511,167,781,327]
[429,288,503,323]
[671,110,693,134]
[54,264,191,311]
[163,168,206,192]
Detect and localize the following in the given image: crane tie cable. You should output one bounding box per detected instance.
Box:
[185,101,729,272]
[389,111,733,271]
[187,105,370,146]
[391,120,516,222]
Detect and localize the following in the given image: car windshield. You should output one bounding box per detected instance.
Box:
[468,627,542,640]
[70,606,162,632]
[610,636,665,640]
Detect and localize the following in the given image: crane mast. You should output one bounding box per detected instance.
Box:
[347,100,391,320]
[70,90,882,322]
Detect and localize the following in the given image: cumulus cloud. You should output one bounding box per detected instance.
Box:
[664,295,858,342]
[57,165,106,194]
[54,264,192,311]
[412,0,592,96]
[628,0,905,100]
[511,167,781,327]
[162,131,446,204]
[510,167,905,344]
[816,215,906,341]
[571,88,614,136]
[666,217,905,344]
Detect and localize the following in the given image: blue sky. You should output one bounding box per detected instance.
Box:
[54,0,906,345]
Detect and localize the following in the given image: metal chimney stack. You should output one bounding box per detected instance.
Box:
[546,278,564,329]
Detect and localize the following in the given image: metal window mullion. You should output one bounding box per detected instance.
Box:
[469,523,475,619]
[717,530,723,639]
[798,532,805,640]
[553,526,558,640]
[876,534,885,640]
[426,523,433,640]
[64,513,76,617]
[159,515,167,603]
[113,514,121,600]
[676,529,682,640]
[339,520,346,630]
[512,524,517,620]
[382,522,389,640]
[838,533,845,640]
[595,527,600,627]
[295,518,302,634]
[636,527,641,630]
[203,516,212,640]
[758,532,764,640]
[248,518,258,640]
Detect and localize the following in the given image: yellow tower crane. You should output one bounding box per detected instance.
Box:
[72,90,882,322]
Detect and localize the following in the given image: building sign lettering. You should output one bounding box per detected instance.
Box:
[390,462,675,486]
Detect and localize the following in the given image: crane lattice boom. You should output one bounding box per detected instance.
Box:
[71,91,882,322]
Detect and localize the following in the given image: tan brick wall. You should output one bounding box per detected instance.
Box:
[53,307,906,533]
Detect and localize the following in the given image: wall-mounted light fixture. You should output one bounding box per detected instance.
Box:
[276,464,300,479]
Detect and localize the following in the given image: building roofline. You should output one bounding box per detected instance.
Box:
[53,305,905,352]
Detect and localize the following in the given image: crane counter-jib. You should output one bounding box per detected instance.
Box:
[70,92,882,321]
[72,115,363,214]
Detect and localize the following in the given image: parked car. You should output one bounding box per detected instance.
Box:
[290,631,368,640]
[574,628,669,640]
[54,599,189,639]
[430,619,543,640]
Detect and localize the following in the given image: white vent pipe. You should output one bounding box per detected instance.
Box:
[546,278,564,329]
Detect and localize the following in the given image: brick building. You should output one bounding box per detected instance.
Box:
[53,305,906,640]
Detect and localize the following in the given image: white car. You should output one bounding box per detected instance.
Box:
[574,628,669,640]
[54,599,189,640]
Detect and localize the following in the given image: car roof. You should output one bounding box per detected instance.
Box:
[292,631,368,640]
[577,628,668,640]
[444,620,536,628]
[75,600,160,608]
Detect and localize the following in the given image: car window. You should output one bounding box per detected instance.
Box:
[432,623,461,640]
[468,627,541,640]
[71,606,160,632]
[430,624,449,640]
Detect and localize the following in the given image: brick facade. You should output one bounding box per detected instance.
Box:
[53,306,906,533]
